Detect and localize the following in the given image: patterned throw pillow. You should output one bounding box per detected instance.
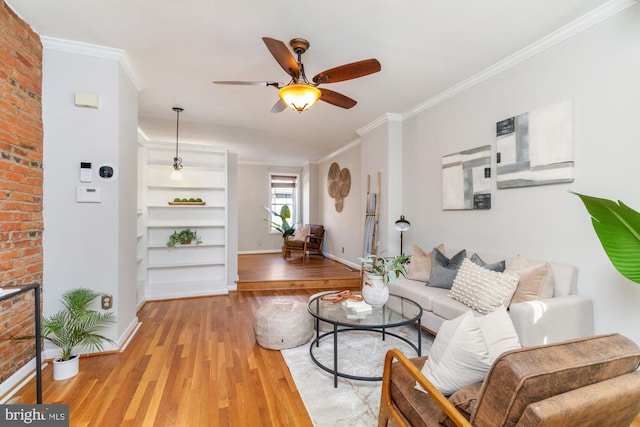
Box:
[429,248,466,289]
[449,258,519,314]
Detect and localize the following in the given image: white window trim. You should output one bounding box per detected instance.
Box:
[267,172,300,234]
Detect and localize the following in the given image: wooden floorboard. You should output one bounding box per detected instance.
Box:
[11,252,640,426]
[14,290,317,427]
[236,253,361,291]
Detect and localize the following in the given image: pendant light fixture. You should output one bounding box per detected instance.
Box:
[170,107,184,181]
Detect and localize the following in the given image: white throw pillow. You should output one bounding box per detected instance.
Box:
[292,224,310,241]
[449,258,520,314]
[476,305,521,360]
[416,307,521,396]
[417,311,491,396]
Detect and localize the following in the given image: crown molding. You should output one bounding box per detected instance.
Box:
[356,113,402,136]
[401,0,637,121]
[41,36,145,91]
[314,138,362,164]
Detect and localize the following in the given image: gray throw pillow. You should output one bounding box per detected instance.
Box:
[429,248,467,289]
[470,253,506,272]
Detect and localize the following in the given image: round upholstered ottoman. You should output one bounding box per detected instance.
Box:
[254,299,313,350]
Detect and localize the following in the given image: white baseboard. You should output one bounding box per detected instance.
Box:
[120,322,142,352]
[324,253,360,271]
[118,317,141,352]
[0,359,48,404]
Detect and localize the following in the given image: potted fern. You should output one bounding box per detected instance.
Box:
[25,288,116,380]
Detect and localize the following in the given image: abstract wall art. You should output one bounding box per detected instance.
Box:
[496,99,574,189]
[442,145,491,210]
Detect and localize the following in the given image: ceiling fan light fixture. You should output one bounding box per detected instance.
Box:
[278,84,320,112]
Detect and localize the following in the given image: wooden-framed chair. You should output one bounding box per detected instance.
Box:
[379,334,640,427]
[282,224,325,261]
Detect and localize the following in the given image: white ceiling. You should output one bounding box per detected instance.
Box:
[7,0,614,165]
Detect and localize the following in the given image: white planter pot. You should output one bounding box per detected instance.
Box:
[362,274,389,308]
[53,354,79,380]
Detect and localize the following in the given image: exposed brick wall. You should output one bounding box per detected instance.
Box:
[0,3,44,384]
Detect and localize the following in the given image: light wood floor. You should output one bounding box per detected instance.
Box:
[15,290,317,426]
[236,253,361,291]
[12,253,640,426]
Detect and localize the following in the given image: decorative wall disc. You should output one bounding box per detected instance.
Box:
[327,162,351,212]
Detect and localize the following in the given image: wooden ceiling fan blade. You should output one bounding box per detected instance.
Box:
[319,88,357,109]
[271,99,287,113]
[213,81,281,87]
[262,37,300,80]
[312,59,381,84]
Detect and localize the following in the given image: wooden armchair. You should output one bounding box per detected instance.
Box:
[282,224,325,261]
[379,334,640,427]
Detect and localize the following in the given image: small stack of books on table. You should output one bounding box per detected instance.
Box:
[342,299,372,319]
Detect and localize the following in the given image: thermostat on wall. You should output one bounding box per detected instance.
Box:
[99,165,114,178]
[98,163,117,180]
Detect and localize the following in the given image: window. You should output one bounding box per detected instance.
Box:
[269,173,298,232]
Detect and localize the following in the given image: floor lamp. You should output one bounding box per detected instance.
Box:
[394,215,411,255]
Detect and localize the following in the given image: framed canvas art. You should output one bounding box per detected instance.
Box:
[442,145,491,210]
[496,99,574,189]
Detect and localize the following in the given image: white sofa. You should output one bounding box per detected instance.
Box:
[387,249,594,346]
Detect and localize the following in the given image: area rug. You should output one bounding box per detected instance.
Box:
[281,325,434,426]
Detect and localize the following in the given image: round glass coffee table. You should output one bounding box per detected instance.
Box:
[307,292,422,388]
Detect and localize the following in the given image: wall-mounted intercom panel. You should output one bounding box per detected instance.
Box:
[80,162,92,182]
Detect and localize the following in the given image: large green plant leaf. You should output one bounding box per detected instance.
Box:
[572,191,640,284]
[263,205,296,242]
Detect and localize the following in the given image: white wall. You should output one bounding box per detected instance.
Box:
[42,42,138,350]
[318,143,362,263]
[302,163,319,225]
[237,163,302,252]
[116,64,139,338]
[360,124,391,258]
[227,152,239,286]
[397,5,640,343]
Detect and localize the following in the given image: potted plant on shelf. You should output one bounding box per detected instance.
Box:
[167,228,202,247]
[263,205,296,244]
[16,288,116,380]
[358,253,411,307]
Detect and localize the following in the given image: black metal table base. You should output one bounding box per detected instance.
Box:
[309,322,422,388]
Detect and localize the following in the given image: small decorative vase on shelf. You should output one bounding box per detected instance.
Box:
[362,274,389,308]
